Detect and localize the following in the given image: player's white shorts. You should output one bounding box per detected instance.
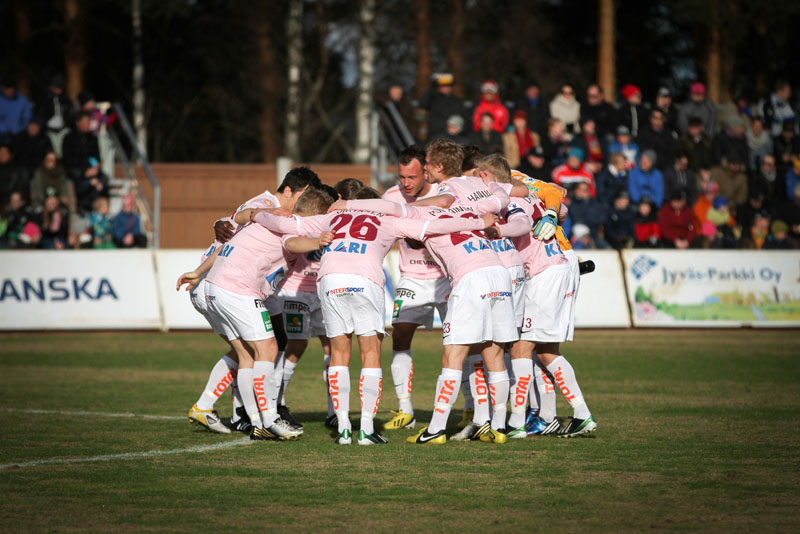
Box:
[520,263,575,343]
[507,264,526,328]
[392,276,451,330]
[278,288,325,340]
[205,281,275,342]
[318,274,386,338]
[564,249,580,340]
[442,265,518,346]
[189,273,225,336]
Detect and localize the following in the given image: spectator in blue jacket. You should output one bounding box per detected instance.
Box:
[0,76,33,143]
[629,150,664,207]
[112,193,147,248]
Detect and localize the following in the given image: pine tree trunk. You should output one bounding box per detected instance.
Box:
[132,0,147,155]
[597,0,615,103]
[253,3,280,162]
[285,0,303,162]
[14,0,32,97]
[447,0,466,99]
[706,0,721,104]
[414,0,431,100]
[63,0,86,103]
[354,0,375,164]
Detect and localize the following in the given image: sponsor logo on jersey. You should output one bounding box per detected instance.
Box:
[283,300,310,312]
[409,259,438,266]
[395,288,416,299]
[480,291,512,300]
[254,299,267,309]
[491,238,516,253]
[286,313,304,334]
[461,238,492,254]
[322,241,368,255]
[544,242,564,257]
[326,287,365,296]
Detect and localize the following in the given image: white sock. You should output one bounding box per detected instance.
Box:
[488,371,509,430]
[428,368,462,434]
[547,355,591,420]
[279,359,297,406]
[273,351,285,403]
[504,351,513,384]
[390,350,414,414]
[253,361,278,427]
[536,361,557,422]
[461,356,474,411]
[508,358,533,428]
[528,350,540,414]
[323,354,334,417]
[328,366,351,432]
[467,354,490,424]
[196,355,238,410]
[359,368,382,435]
[236,368,261,429]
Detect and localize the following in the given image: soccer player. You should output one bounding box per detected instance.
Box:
[382,145,451,431]
[253,188,499,445]
[177,174,321,441]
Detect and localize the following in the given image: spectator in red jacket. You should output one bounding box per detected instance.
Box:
[552,146,596,197]
[659,190,695,248]
[471,79,509,133]
[634,198,661,247]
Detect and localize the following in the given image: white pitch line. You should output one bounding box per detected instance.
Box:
[0,408,184,421]
[0,437,252,470]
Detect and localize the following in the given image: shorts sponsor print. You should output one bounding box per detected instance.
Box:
[391,276,450,330]
[318,274,385,338]
[277,288,325,340]
[205,280,276,342]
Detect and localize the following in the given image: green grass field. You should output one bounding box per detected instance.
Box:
[1,330,799,533]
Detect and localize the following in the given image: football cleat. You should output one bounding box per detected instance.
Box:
[383,410,416,430]
[249,426,277,441]
[277,405,303,429]
[528,416,568,436]
[230,407,252,434]
[188,404,231,434]
[479,428,508,444]
[556,415,597,438]
[266,418,303,440]
[406,426,447,445]
[506,426,528,439]
[358,429,389,445]
[325,414,339,429]
[450,421,491,441]
[336,428,352,445]
[457,409,474,429]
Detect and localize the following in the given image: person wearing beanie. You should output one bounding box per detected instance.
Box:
[502,109,538,168]
[629,150,664,207]
[763,219,794,249]
[420,72,466,140]
[549,83,581,140]
[471,79,509,133]
[677,82,717,135]
[617,84,647,138]
[441,114,470,146]
[551,146,597,197]
[608,125,640,170]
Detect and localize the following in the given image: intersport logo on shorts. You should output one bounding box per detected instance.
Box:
[326,287,365,296]
[480,291,512,300]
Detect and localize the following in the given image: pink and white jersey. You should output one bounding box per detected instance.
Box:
[206,216,300,299]
[501,195,568,278]
[406,204,505,289]
[279,241,322,293]
[383,184,445,280]
[199,239,221,266]
[235,190,281,216]
[435,175,502,209]
[253,210,487,290]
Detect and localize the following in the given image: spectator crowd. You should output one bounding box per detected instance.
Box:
[383,75,800,250]
[0,74,146,250]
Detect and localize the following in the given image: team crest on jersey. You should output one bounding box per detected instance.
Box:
[263,199,274,207]
[286,313,303,333]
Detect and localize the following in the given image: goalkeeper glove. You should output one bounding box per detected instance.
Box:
[533,208,558,240]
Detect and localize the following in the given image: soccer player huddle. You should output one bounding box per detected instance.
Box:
[178,139,596,445]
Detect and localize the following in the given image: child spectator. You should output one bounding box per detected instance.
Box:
[39,189,71,249]
[706,196,739,248]
[741,211,770,249]
[595,151,629,205]
[570,223,594,250]
[629,150,664,207]
[552,147,596,196]
[30,150,74,210]
[88,196,115,249]
[568,181,606,237]
[658,191,695,249]
[605,190,636,249]
[764,220,794,249]
[570,117,605,174]
[608,126,640,170]
[634,198,660,247]
[112,193,147,248]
